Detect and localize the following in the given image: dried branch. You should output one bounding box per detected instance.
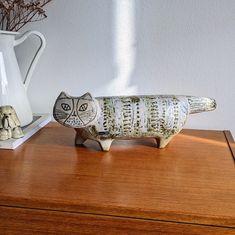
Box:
[0,0,52,31]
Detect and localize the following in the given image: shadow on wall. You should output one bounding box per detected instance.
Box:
[18,0,138,97]
[104,0,137,96]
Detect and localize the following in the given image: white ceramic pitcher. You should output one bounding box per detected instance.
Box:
[0,30,46,126]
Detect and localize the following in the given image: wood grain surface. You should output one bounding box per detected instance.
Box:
[224,130,235,161]
[0,206,234,235]
[0,124,235,231]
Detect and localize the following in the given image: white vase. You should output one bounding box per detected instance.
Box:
[0,30,46,126]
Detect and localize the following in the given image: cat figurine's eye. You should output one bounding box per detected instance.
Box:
[61,103,71,111]
[79,103,88,112]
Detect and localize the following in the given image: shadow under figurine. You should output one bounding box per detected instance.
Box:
[53,92,216,151]
[0,106,24,141]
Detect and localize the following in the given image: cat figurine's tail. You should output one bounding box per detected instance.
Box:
[187,96,216,114]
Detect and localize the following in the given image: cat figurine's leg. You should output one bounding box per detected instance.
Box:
[12,127,24,139]
[98,139,113,151]
[156,135,175,148]
[75,132,87,145]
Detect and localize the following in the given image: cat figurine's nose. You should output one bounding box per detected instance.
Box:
[72,111,76,117]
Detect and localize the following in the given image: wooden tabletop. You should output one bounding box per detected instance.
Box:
[0,124,235,228]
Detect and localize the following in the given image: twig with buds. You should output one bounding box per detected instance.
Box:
[0,0,52,31]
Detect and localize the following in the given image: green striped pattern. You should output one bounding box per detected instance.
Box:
[94,95,189,139]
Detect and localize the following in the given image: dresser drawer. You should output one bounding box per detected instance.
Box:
[1,206,235,235]
[0,124,235,234]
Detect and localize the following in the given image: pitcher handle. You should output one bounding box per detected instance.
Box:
[14,30,46,90]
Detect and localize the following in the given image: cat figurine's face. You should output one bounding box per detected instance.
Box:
[53,92,98,128]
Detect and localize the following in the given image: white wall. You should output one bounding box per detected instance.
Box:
[16,0,235,136]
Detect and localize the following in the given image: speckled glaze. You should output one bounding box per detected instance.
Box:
[53,92,216,151]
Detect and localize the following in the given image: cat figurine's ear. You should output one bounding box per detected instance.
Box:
[58,91,69,99]
[81,92,93,100]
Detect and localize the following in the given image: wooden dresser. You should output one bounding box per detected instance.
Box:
[0,124,235,234]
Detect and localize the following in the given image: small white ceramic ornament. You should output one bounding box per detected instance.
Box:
[0,106,24,141]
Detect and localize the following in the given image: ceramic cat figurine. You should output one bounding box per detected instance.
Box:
[0,106,24,141]
[53,92,216,151]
